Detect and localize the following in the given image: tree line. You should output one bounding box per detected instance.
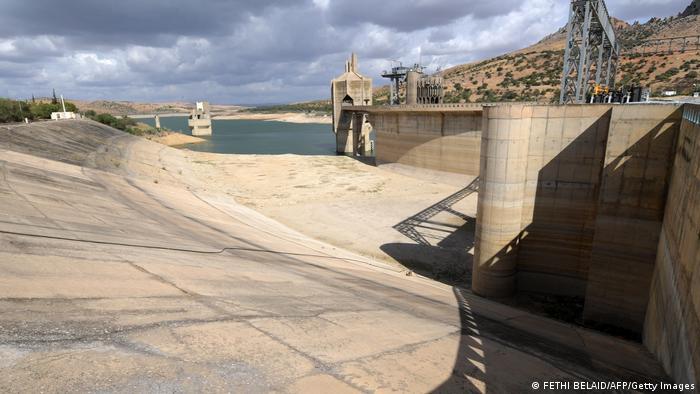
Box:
[0,98,79,123]
[0,95,148,135]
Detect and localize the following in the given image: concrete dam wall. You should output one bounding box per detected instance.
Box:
[356,105,483,176]
[474,104,611,298]
[473,104,682,329]
[471,103,699,384]
[644,104,700,385]
[340,101,697,384]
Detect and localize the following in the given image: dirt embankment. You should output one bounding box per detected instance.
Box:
[146,131,205,146]
[181,153,478,280]
[0,119,473,279]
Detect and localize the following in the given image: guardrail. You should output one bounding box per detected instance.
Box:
[684,104,700,125]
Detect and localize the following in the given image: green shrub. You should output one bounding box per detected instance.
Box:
[500,91,519,101]
[30,103,60,119]
[0,99,28,123]
[92,113,137,131]
[0,98,80,123]
[246,101,332,114]
[461,89,472,103]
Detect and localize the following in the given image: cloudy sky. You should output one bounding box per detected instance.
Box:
[0,0,690,104]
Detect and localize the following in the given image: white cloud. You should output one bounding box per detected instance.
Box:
[0,0,690,103]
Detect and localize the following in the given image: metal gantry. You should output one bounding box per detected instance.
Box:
[559,0,620,104]
[381,64,409,105]
[381,62,424,105]
[622,35,700,56]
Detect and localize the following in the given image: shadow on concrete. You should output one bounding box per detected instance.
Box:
[346,155,376,166]
[431,288,487,393]
[514,109,613,302]
[433,286,670,392]
[477,107,681,338]
[381,178,478,285]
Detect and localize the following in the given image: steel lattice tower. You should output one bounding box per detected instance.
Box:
[559,0,620,104]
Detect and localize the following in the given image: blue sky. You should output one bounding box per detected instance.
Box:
[0,0,691,104]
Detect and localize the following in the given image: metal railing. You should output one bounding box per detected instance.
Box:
[622,35,700,56]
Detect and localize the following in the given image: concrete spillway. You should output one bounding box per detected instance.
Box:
[0,120,672,391]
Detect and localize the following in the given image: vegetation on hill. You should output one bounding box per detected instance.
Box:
[0,98,160,136]
[373,85,392,105]
[82,100,140,115]
[84,111,135,130]
[442,50,564,103]
[82,110,161,136]
[69,100,202,117]
[438,2,700,103]
[0,98,79,123]
[246,100,332,114]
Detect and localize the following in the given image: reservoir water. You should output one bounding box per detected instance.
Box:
[140,116,338,155]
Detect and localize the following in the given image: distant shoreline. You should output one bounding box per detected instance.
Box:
[128,111,332,125]
[214,112,332,124]
[129,113,189,119]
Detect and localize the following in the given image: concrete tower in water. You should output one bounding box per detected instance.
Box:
[188,101,213,136]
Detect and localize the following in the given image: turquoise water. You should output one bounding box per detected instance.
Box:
[140,116,338,155]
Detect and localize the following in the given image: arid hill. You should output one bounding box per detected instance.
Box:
[67,99,192,115]
[681,0,700,18]
[374,1,700,104]
[67,99,245,117]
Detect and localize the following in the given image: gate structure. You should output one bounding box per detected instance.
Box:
[559,0,620,104]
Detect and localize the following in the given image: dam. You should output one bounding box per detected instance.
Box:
[333,56,699,385]
[1,118,678,391]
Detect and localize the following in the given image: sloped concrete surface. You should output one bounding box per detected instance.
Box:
[0,120,669,392]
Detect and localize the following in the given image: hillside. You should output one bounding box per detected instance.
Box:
[69,99,193,115]
[682,0,700,17]
[68,100,246,117]
[425,2,700,103]
[242,99,332,114]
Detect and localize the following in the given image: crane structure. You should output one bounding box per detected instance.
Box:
[559,0,620,104]
[381,62,424,105]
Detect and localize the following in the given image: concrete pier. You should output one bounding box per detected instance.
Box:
[406,71,419,105]
[352,112,372,156]
[472,105,532,297]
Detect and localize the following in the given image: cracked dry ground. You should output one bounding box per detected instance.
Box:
[0,120,669,393]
